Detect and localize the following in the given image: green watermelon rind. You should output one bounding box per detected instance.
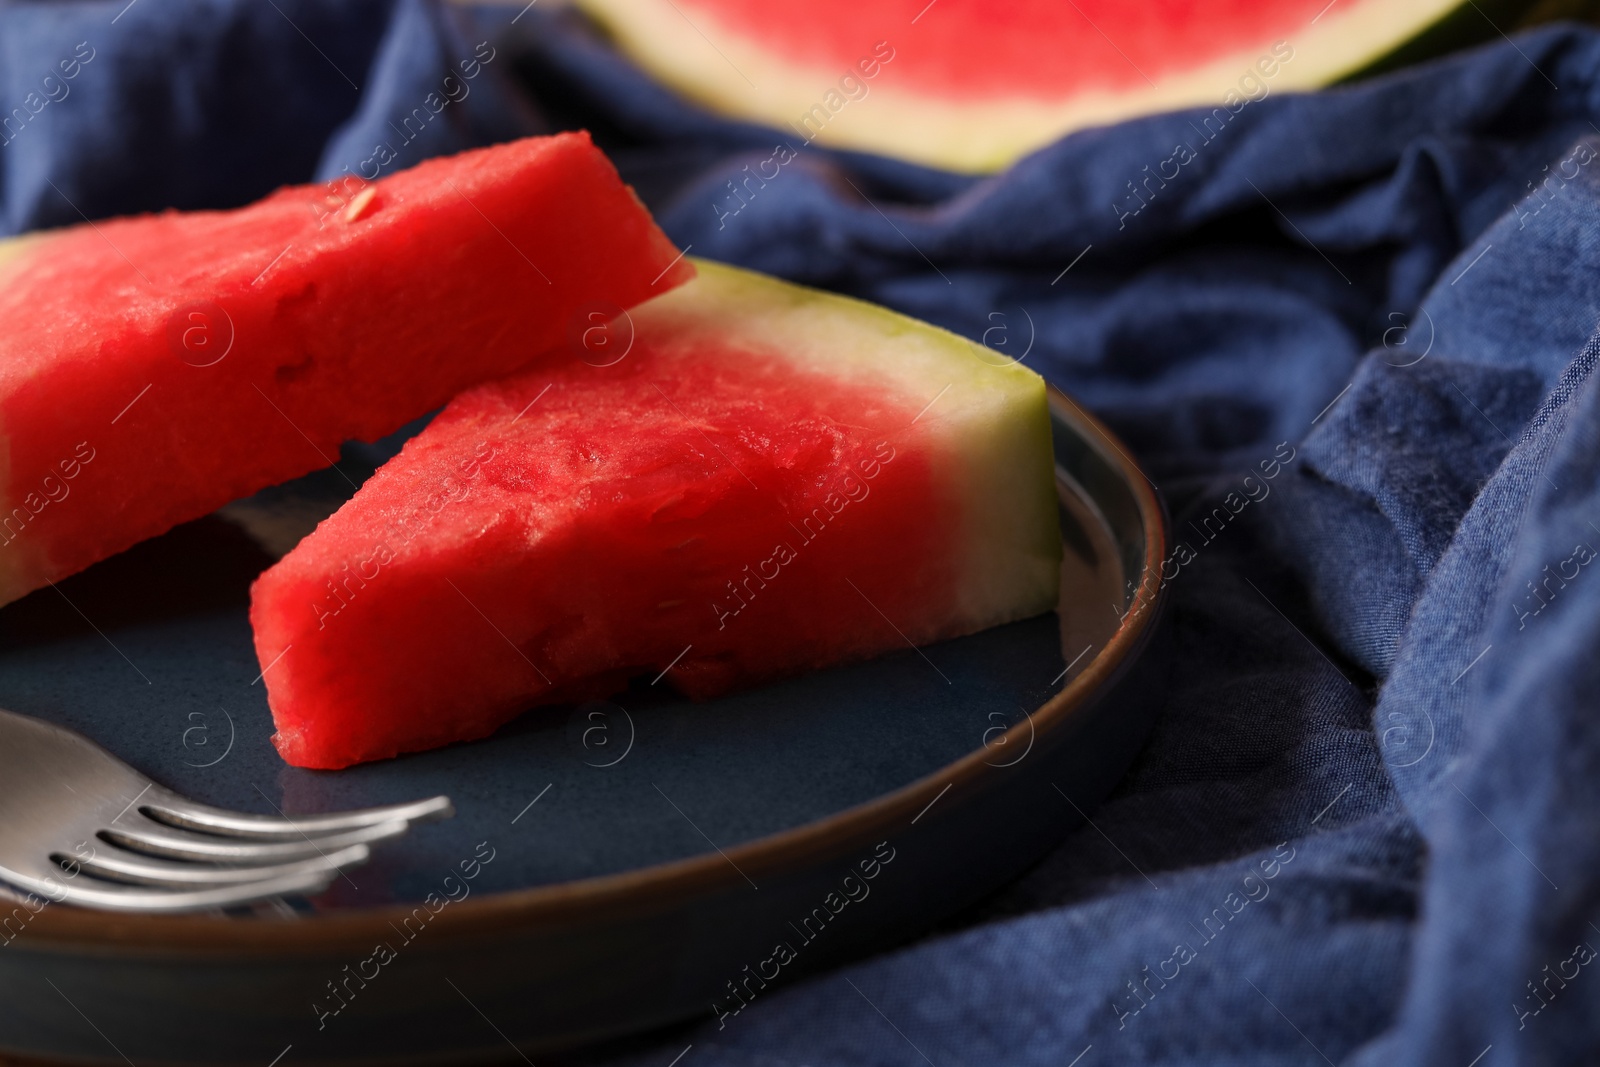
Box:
[634,258,1062,627]
[1334,0,1556,84]
[253,257,1062,768]
[574,0,1567,173]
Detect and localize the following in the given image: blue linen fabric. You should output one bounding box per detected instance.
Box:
[6,2,1600,1063]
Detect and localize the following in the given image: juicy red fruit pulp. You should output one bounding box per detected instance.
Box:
[255,338,953,769]
[679,0,1328,98]
[0,133,689,604]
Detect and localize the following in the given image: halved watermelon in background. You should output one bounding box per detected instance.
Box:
[0,132,692,607]
[574,0,1546,172]
[251,259,1061,769]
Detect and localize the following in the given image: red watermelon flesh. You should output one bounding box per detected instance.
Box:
[251,259,1060,769]
[0,132,692,607]
[575,0,1497,171]
[666,0,1327,98]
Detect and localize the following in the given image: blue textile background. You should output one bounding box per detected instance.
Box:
[5,1,1600,1063]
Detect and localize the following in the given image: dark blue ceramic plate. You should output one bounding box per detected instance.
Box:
[0,387,1169,1066]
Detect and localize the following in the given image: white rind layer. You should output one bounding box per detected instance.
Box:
[576,0,1467,172]
[641,258,1060,631]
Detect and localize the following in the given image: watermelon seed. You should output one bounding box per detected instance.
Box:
[342,186,378,223]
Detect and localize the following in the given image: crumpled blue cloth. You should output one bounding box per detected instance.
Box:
[7,1,1600,1063]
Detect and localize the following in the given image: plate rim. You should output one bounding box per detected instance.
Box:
[16,384,1169,955]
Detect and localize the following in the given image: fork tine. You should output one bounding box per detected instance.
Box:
[9,867,342,914]
[140,792,454,840]
[0,707,452,913]
[101,819,408,863]
[65,843,371,888]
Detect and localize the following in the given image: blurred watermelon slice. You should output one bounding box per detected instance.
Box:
[0,132,692,606]
[250,259,1061,769]
[575,0,1543,172]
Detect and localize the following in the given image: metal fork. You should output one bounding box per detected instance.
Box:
[0,707,452,913]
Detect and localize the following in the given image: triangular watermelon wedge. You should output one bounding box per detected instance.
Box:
[0,132,693,606]
[250,259,1061,769]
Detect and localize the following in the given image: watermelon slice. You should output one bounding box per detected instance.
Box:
[0,132,692,607]
[250,259,1060,769]
[574,0,1538,172]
